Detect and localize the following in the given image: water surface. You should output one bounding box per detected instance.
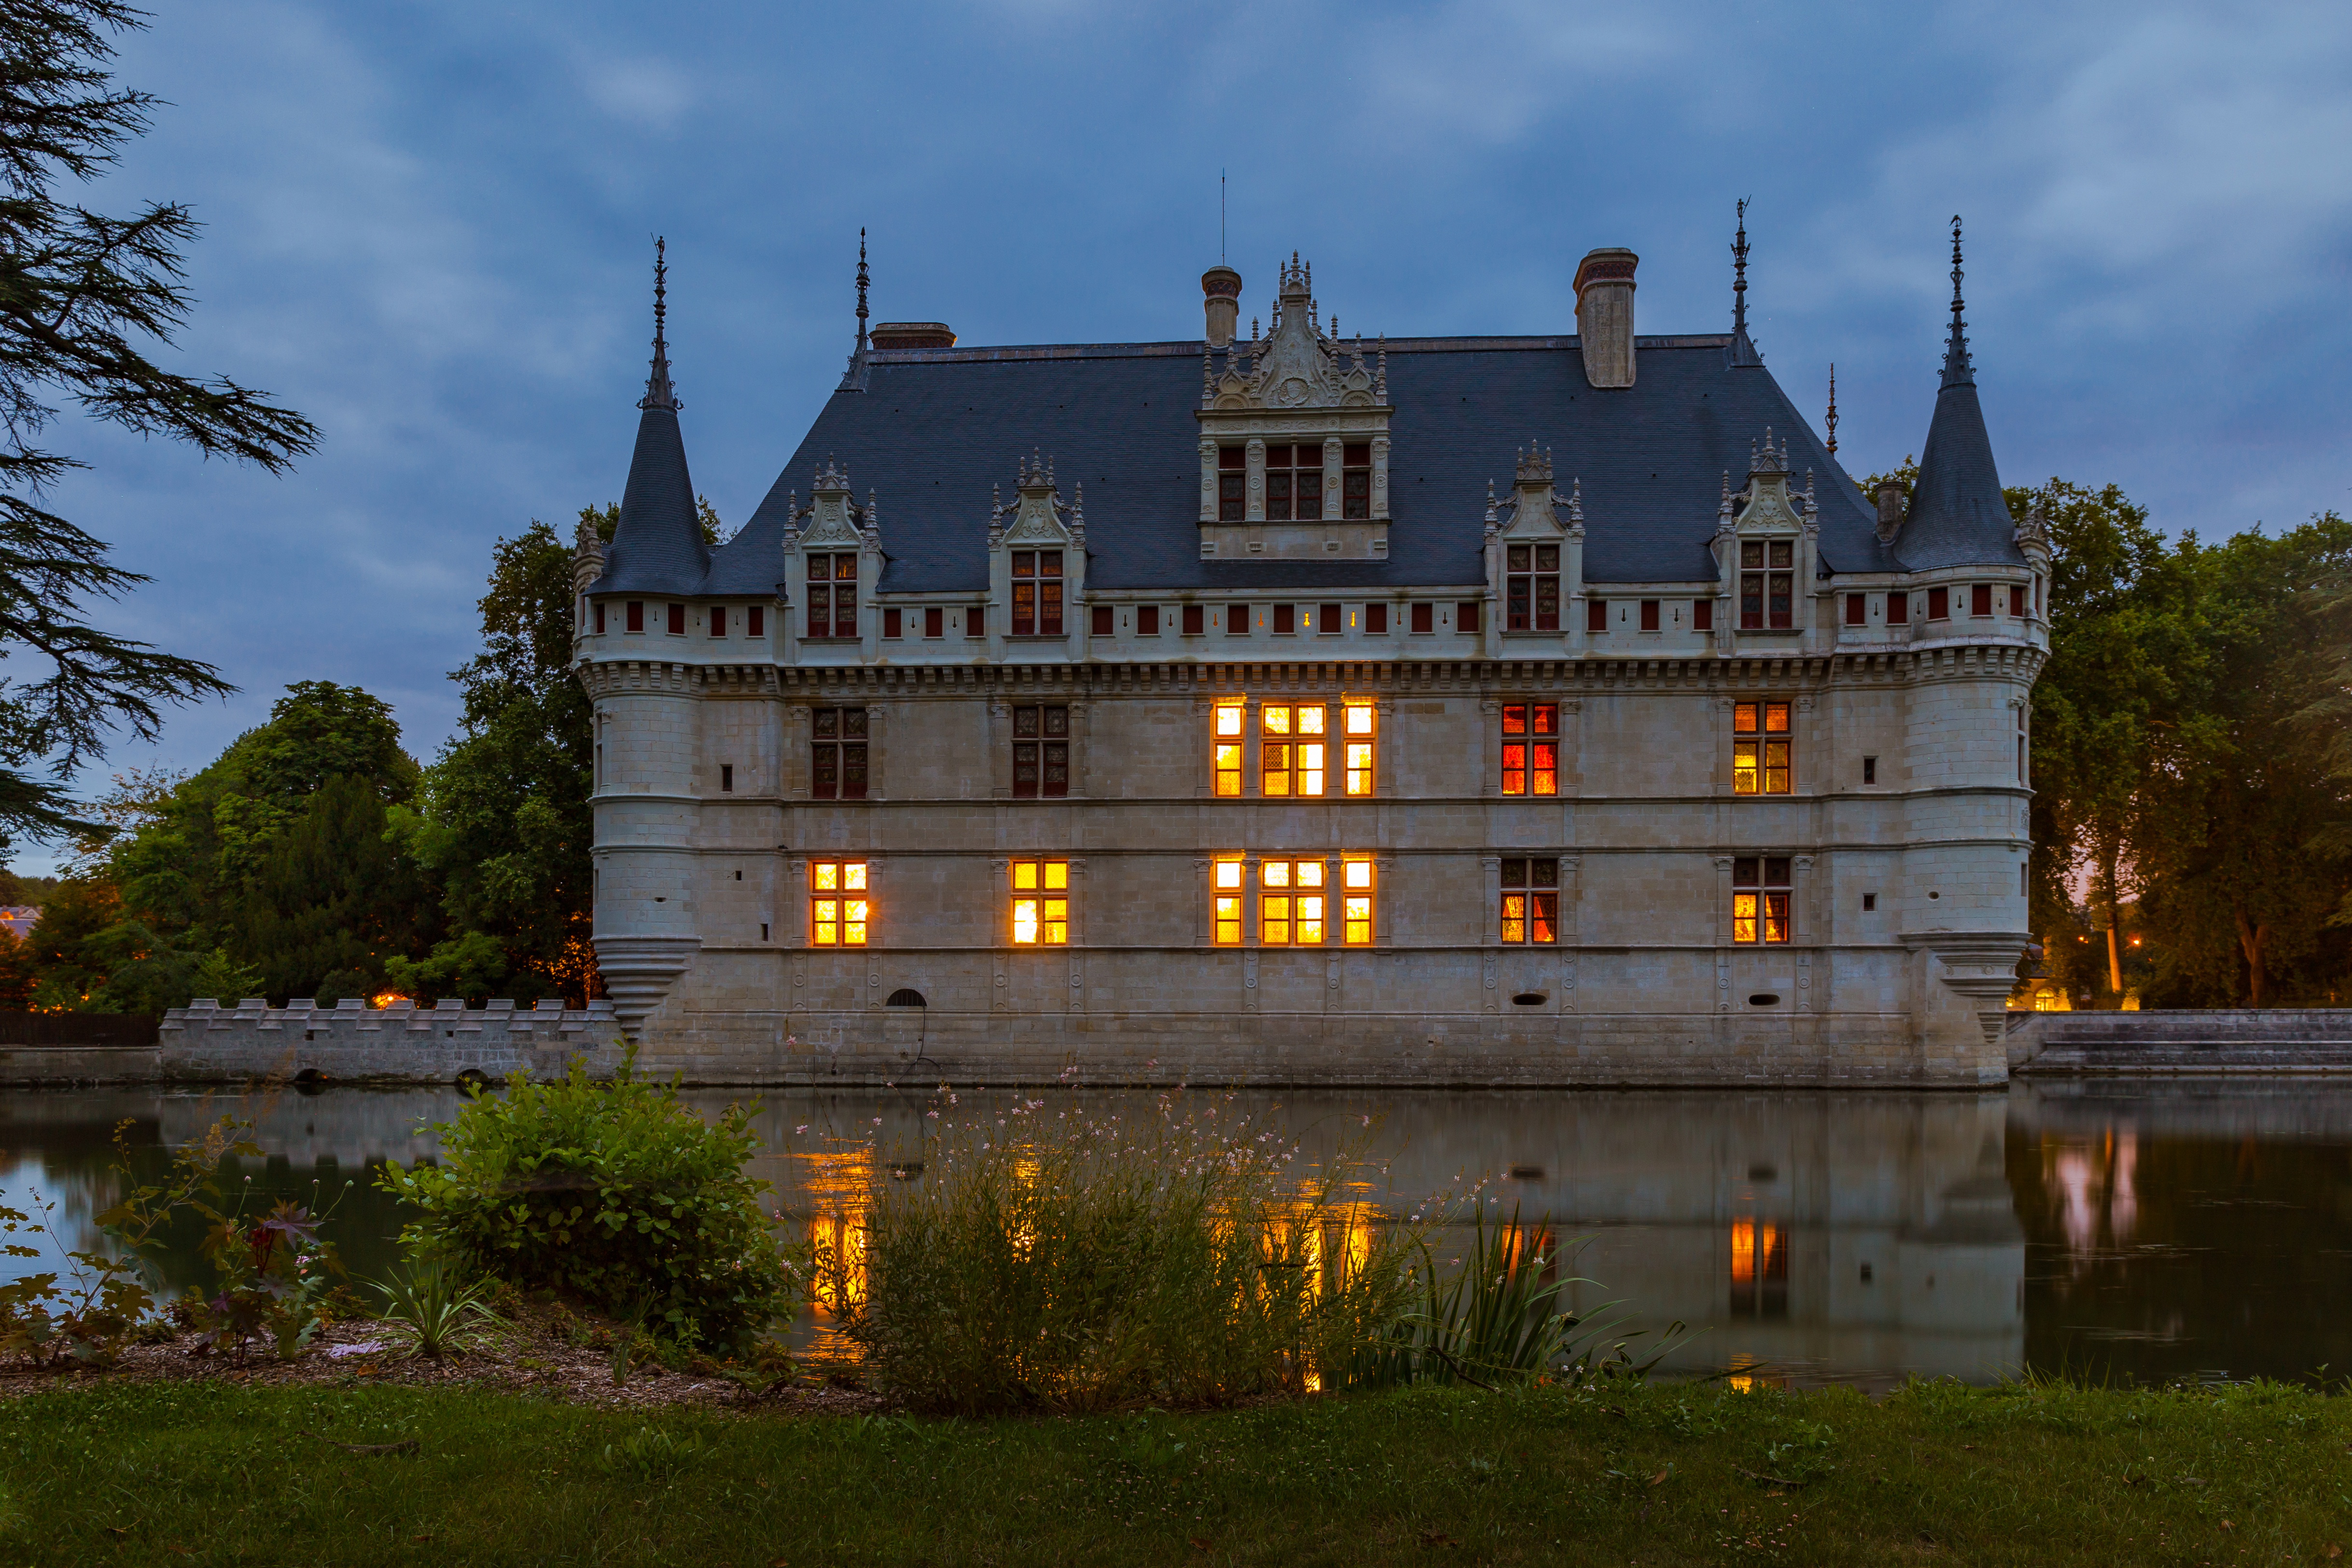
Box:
[4,1078,2346,1390]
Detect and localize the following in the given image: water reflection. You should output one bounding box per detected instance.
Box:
[3,1079,2350,1388]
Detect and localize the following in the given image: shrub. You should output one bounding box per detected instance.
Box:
[817,1092,1424,1414]
[380,1060,792,1352]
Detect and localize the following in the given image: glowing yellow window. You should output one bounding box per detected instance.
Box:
[1261,705,1326,797]
[1214,704,1244,797]
[1260,858,1325,945]
[811,859,869,947]
[1343,704,1376,795]
[1213,859,1244,945]
[1010,858,1068,945]
[1732,701,1793,796]
[1342,858,1374,944]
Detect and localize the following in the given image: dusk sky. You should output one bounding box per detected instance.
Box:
[18,0,2351,870]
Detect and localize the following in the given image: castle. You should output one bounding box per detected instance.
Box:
[573,221,2045,1087]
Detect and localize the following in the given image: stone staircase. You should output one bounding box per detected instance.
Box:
[2008,1009,2352,1074]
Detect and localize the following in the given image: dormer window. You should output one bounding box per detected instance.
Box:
[807,553,857,638]
[1739,540,1794,630]
[1218,447,1246,520]
[1012,550,1063,635]
[1506,545,1560,631]
[1342,445,1372,519]
[1263,444,1322,521]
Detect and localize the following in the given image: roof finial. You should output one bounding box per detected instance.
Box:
[1728,199,1762,367]
[1941,214,1974,388]
[639,236,679,411]
[1825,363,1838,458]
[856,227,870,354]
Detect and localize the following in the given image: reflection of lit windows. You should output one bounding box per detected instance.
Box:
[1501,703,1558,796]
[1343,704,1376,795]
[1214,705,1244,797]
[1729,1218,1788,1318]
[1213,860,1244,944]
[1500,858,1558,943]
[1261,705,1326,797]
[811,860,868,946]
[1260,858,1325,945]
[1010,859,1068,945]
[1733,857,1791,945]
[1732,701,1792,795]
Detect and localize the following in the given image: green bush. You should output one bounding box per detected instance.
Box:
[818,1092,1423,1414]
[380,1061,792,1352]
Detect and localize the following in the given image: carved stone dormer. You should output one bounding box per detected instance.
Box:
[986,452,1088,661]
[1484,445,1585,653]
[1195,253,1391,562]
[786,460,883,661]
[2014,496,2053,569]
[1715,431,1817,645]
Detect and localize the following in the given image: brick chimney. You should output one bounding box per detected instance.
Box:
[1574,248,1638,389]
[1201,266,1241,347]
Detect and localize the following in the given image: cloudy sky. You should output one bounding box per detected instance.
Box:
[16,0,2352,868]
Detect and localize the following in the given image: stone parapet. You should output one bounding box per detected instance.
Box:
[157,998,629,1086]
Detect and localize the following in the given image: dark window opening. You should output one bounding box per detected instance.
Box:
[808,553,857,637]
[1013,704,1069,798]
[1845,592,1867,626]
[1639,599,1660,632]
[1318,602,1342,634]
[1183,604,1205,636]
[1011,550,1063,636]
[924,606,944,638]
[1263,443,1324,521]
[1587,599,1607,634]
[1225,604,1248,635]
[1863,756,1877,784]
[666,602,686,635]
[1342,443,1372,519]
[720,764,734,793]
[1411,602,1434,634]
[1273,603,1295,635]
[626,601,644,633]
[1457,600,1482,633]
[883,607,902,638]
[1739,539,1794,629]
[1138,605,1160,636]
[811,707,868,800]
[1092,605,1114,635]
[1506,543,1560,631]
[1367,603,1388,635]
[1693,598,1714,631]
[747,605,764,638]
[1218,444,1246,521]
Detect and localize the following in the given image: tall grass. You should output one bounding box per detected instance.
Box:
[815,1092,1423,1414]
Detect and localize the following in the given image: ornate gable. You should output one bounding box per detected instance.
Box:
[785,459,878,550]
[1729,431,1814,538]
[1206,256,1380,412]
[1500,446,1572,540]
[994,453,1081,548]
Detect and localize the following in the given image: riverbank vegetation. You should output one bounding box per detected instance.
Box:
[1,1375,2347,1566]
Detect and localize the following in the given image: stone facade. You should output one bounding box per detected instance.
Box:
[579,238,2044,1087]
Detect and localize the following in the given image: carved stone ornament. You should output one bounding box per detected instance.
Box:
[999,452,1075,546]
[1502,444,1565,538]
[1206,255,1378,413]
[1733,430,1803,537]
[796,459,869,548]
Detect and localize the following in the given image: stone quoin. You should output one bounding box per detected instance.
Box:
[574,220,2045,1087]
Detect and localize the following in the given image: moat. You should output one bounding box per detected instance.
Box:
[5,1078,2346,1390]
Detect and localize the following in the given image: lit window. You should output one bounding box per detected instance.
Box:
[1342,858,1374,945]
[1739,539,1794,630]
[811,859,869,947]
[1013,704,1068,798]
[1732,857,1791,944]
[1010,859,1068,945]
[1011,550,1063,636]
[1501,703,1559,797]
[1260,858,1326,945]
[1732,702,1792,795]
[1260,704,1326,797]
[1343,704,1376,796]
[1506,544,1561,631]
[812,707,869,800]
[807,553,857,638]
[1500,858,1558,943]
[1214,705,1244,797]
[1213,859,1245,944]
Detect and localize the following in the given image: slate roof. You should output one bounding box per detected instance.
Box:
[1899,306,2024,571]
[594,402,709,594]
[600,329,2016,598]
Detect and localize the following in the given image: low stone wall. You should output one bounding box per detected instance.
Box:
[2008,1009,2352,1074]
[157,998,629,1086]
[0,1044,160,1087]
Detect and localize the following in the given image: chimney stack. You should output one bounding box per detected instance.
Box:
[1574,248,1638,389]
[1875,479,1906,543]
[1201,266,1242,347]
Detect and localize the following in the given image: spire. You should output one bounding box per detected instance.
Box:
[599,238,706,594]
[840,228,872,391]
[1940,214,1974,389]
[1825,364,1838,458]
[1907,215,2009,561]
[640,236,678,411]
[1728,199,1762,367]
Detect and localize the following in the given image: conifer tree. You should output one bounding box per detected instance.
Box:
[0,1,315,848]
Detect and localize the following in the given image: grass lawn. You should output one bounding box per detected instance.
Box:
[1,1376,2347,1565]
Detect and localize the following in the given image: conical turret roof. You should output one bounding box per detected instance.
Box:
[593,240,710,595]
[1899,219,2023,570]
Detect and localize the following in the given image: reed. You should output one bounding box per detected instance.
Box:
[815,1092,1423,1414]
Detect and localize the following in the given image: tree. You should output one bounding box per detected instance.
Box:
[400,508,610,1004]
[0,2,316,849]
